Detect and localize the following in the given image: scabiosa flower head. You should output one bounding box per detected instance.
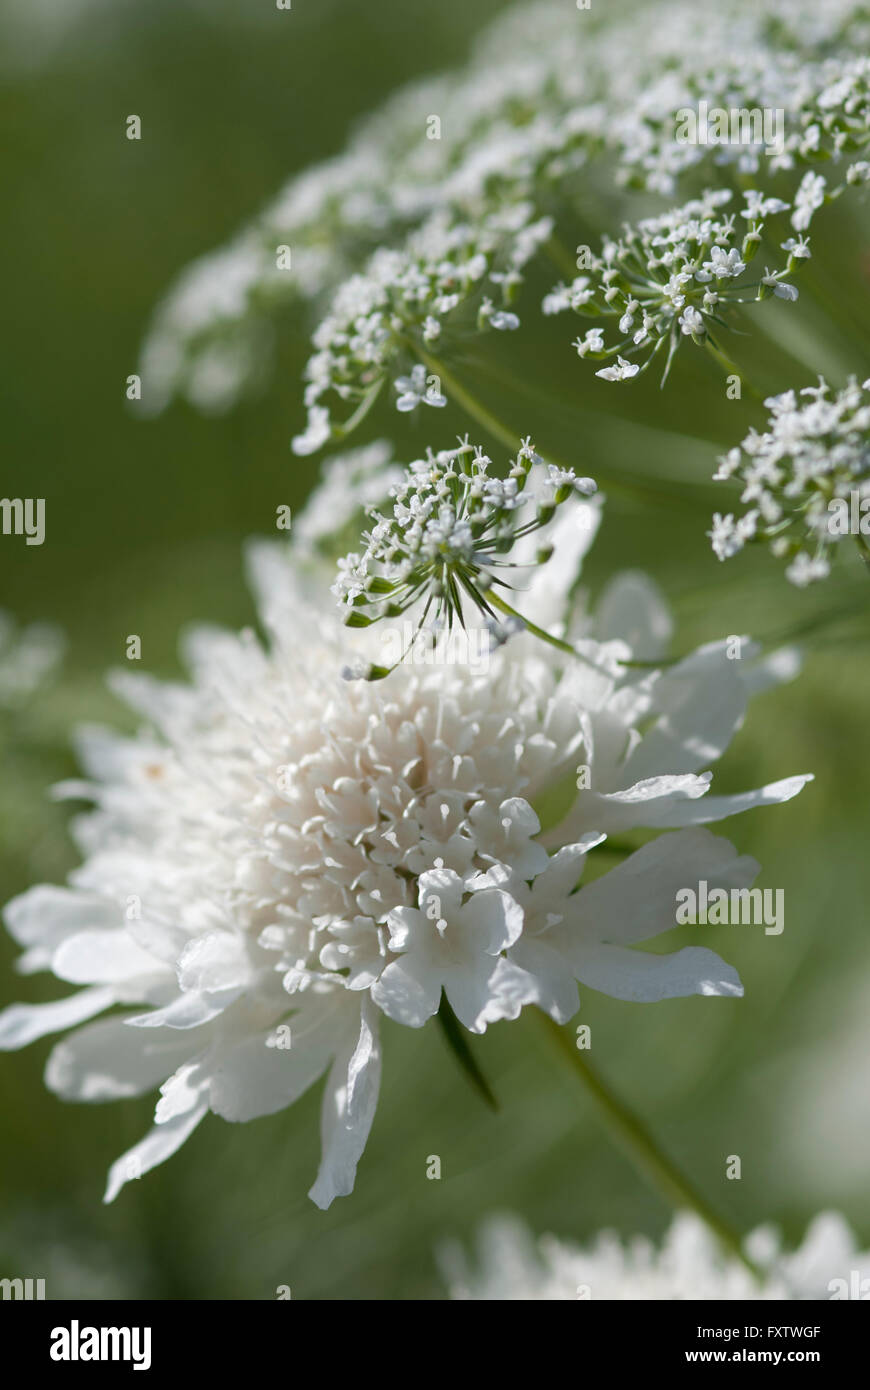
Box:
[0,487,811,1209]
[710,375,870,584]
[442,1211,870,1300]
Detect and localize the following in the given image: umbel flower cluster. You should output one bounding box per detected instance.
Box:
[138,0,870,416]
[0,487,809,1207]
[131,0,870,597]
[334,436,597,676]
[711,377,870,585]
[544,188,810,386]
[442,1211,870,1301]
[292,207,552,456]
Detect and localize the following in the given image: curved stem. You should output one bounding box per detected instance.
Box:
[485,589,578,658]
[539,1012,763,1282]
[704,340,764,400]
[418,347,713,512]
[543,234,582,280]
[855,532,870,577]
[462,350,726,458]
[418,346,523,454]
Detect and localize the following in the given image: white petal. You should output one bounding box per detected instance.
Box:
[547,773,713,843]
[507,937,580,1023]
[623,644,748,781]
[739,646,801,697]
[207,1021,334,1123]
[4,885,119,949]
[370,956,441,1028]
[0,986,115,1050]
[574,943,743,1001]
[515,497,602,628]
[462,889,524,953]
[444,956,537,1033]
[309,999,381,1210]
[125,988,242,1029]
[595,571,673,661]
[566,828,759,946]
[155,1060,208,1123]
[176,931,251,993]
[646,774,813,827]
[103,1102,208,1203]
[45,1014,192,1101]
[52,929,164,985]
[127,920,189,966]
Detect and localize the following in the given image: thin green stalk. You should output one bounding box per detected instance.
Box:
[486,589,580,660]
[855,532,870,576]
[704,340,764,400]
[539,1012,762,1281]
[418,348,714,512]
[747,299,857,386]
[417,346,523,454]
[543,234,582,280]
[462,350,727,464]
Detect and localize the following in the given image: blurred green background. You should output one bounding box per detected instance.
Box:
[1,0,869,1300]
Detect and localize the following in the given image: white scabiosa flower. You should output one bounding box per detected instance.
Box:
[0,496,810,1208]
[442,1211,870,1300]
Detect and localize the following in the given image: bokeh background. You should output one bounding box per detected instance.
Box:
[1,0,869,1299]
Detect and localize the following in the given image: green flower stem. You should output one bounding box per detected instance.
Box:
[417,347,525,454]
[539,1012,763,1282]
[462,351,726,463]
[855,532,870,576]
[747,298,857,386]
[417,348,713,512]
[543,234,582,280]
[703,340,764,399]
[485,589,581,660]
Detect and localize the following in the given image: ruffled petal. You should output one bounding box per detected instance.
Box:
[309,999,381,1210]
[103,1101,208,1203]
[0,986,115,1051]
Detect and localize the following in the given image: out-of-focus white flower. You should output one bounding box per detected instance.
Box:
[137,1,870,413]
[792,172,827,232]
[0,611,65,708]
[0,495,810,1208]
[442,1211,870,1300]
[292,440,403,553]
